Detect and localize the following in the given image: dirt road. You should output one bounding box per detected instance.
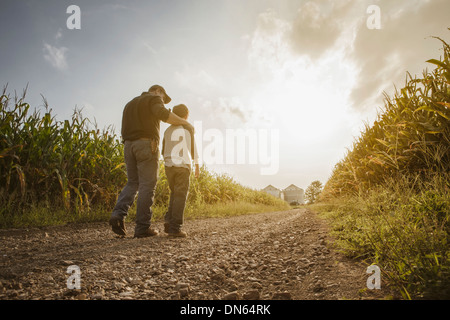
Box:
[0,208,392,300]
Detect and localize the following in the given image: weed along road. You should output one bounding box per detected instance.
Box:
[0,208,391,300]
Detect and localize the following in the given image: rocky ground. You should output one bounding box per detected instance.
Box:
[0,208,395,300]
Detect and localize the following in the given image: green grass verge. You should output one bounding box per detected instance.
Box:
[311,174,450,300]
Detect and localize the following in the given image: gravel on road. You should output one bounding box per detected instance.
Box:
[0,208,392,300]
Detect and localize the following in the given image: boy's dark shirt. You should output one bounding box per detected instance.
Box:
[121,92,171,142]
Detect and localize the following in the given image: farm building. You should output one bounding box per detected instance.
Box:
[262,184,304,204]
[262,185,284,200]
[282,184,305,205]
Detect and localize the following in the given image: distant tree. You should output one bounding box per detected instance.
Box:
[305,180,323,204]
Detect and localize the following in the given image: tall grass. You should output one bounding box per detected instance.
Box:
[318,35,450,299]
[0,86,288,227]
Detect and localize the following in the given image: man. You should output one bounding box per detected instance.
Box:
[109,85,194,238]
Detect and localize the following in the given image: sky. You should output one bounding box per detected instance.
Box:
[1,0,449,191]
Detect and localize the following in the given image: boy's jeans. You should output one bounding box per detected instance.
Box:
[164,166,190,233]
[111,140,158,235]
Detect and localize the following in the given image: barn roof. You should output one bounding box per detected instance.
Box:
[263,185,280,191]
[283,184,303,191]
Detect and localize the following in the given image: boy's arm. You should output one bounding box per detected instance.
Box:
[194,163,200,178]
[186,128,200,178]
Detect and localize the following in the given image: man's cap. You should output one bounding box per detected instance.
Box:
[149,85,171,104]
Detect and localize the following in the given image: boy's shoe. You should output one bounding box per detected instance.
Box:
[164,222,170,234]
[109,217,126,236]
[134,227,159,238]
[168,230,187,238]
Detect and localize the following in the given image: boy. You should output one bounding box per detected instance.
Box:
[162,104,199,237]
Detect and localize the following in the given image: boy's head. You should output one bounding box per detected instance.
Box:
[172,104,189,120]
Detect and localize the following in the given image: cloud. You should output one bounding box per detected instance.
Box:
[289,0,354,58]
[174,67,255,125]
[248,9,292,74]
[248,0,450,113]
[174,66,220,99]
[348,0,450,111]
[217,97,251,124]
[55,28,63,40]
[109,4,129,11]
[43,43,68,71]
[197,96,254,128]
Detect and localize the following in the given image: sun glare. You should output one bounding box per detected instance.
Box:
[250,54,357,146]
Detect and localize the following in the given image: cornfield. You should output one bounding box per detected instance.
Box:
[0,86,125,215]
[322,36,450,198]
[0,86,287,227]
[318,35,450,299]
